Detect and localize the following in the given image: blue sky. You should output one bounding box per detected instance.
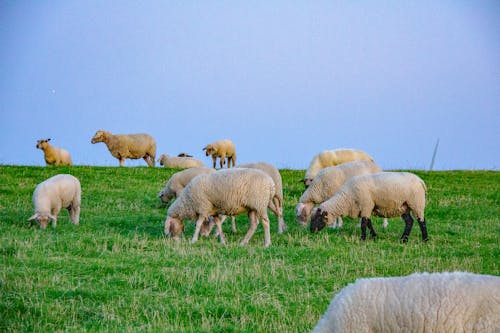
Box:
[1,1,499,169]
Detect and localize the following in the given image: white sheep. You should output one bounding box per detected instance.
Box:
[157,153,204,168]
[296,160,387,229]
[36,138,72,166]
[312,271,500,333]
[303,149,374,187]
[158,167,215,205]
[91,130,156,167]
[28,174,81,229]
[164,168,275,247]
[310,172,428,242]
[202,139,236,168]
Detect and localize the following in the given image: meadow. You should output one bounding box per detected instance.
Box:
[0,166,498,332]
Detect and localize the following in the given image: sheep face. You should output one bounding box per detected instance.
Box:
[164,216,185,238]
[295,203,312,226]
[203,144,217,156]
[310,208,331,232]
[303,178,313,188]
[91,131,105,144]
[158,189,173,205]
[28,212,56,229]
[36,139,50,149]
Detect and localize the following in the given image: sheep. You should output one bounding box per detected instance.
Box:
[91,130,156,167]
[28,174,81,229]
[157,153,204,168]
[202,139,236,168]
[296,160,387,229]
[158,167,215,205]
[303,149,374,187]
[310,172,428,242]
[311,271,500,333]
[164,168,275,247]
[36,138,72,166]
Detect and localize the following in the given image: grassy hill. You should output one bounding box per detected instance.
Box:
[0,166,499,332]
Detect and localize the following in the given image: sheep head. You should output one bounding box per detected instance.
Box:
[295,203,313,226]
[202,144,217,156]
[28,212,56,229]
[164,216,184,238]
[310,208,330,232]
[91,130,107,144]
[36,139,51,149]
[302,177,313,188]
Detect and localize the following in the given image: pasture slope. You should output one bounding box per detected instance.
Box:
[0,165,498,332]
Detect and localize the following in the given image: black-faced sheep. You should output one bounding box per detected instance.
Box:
[28,174,81,229]
[312,271,500,333]
[303,149,374,187]
[91,130,156,167]
[202,139,236,168]
[36,139,72,166]
[157,154,204,168]
[310,172,428,242]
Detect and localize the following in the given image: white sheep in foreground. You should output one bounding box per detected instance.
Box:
[164,168,275,247]
[158,167,215,205]
[28,174,81,229]
[296,160,387,228]
[36,139,72,166]
[310,172,428,242]
[157,154,204,168]
[312,271,500,333]
[91,130,156,166]
[202,139,236,168]
[303,149,374,187]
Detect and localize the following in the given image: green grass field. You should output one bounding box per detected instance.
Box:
[1,166,499,332]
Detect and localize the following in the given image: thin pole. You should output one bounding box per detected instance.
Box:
[429,138,440,171]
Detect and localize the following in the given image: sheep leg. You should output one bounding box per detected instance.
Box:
[401,212,414,242]
[240,211,259,246]
[191,217,206,243]
[119,158,125,166]
[231,216,237,233]
[417,218,428,242]
[219,155,226,169]
[366,218,376,239]
[212,156,217,168]
[360,217,368,240]
[214,216,226,244]
[68,204,80,225]
[261,214,271,247]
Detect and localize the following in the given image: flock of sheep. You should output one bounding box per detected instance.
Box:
[31,131,500,331]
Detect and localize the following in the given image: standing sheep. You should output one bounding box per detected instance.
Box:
[158,167,215,205]
[164,168,275,247]
[296,160,387,228]
[28,174,81,229]
[36,139,72,166]
[310,172,428,242]
[157,154,204,168]
[303,149,374,187]
[311,271,500,333]
[202,139,236,168]
[91,130,156,167]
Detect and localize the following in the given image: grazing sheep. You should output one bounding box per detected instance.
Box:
[310,172,428,242]
[303,149,374,187]
[202,139,236,168]
[36,139,72,166]
[164,168,275,247]
[157,154,204,168]
[296,160,387,228]
[91,130,156,166]
[312,271,500,333]
[28,174,81,229]
[158,167,215,205]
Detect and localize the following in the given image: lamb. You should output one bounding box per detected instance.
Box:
[158,167,215,205]
[296,160,387,228]
[157,154,204,168]
[164,168,275,247]
[36,138,72,166]
[91,130,156,167]
[303,149,374,187]
[28,174,81,229]
[310,172,428,242]
[311,271,500,333]
[202,139,236,168]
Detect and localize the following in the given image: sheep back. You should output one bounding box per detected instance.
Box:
[158,154,204,168]
[312,271,500,333]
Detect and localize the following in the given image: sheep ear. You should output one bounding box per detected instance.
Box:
[47,138,51,142]
[28,213,40,221]
[202,147,206,151]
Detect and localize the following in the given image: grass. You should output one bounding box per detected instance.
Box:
[0,166,499,332]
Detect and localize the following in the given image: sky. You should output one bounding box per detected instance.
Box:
[1,1,499,170]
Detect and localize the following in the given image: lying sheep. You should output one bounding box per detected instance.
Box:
[296,160,387,228]
[310,172,428,242]
[158,167,215,205]
[157,154,204,168]
[36,138,72,166]
[91,130,156,167]
[303,149,374,187]
[202,139,236,168]
[312,271,500,333]
[28,174,81,229]
[164,168,275,247]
